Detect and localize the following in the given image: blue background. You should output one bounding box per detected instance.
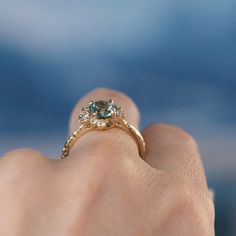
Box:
[0,1,235,235]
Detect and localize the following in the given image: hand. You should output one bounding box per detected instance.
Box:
[0,88,215,236]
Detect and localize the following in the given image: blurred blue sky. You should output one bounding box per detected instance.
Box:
[0,1,236,234]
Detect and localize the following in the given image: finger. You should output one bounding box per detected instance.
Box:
[142,124,208,190]
[0,148,52,173]
[208,189,215,201]
[1,148,47,162]
[68,88,140,160]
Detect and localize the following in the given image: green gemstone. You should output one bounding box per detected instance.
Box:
[89,100,116,119]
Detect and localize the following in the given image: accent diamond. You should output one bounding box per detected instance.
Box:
[78,110,89,121]
[96,120,107,128]
[90,117,98,125]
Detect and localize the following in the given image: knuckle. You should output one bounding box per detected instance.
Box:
[1,148,48,174]
[151,123,197,149]
[2,148,44,162]
[0,149,52,192]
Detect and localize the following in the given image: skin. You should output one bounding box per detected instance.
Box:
[0,88,215,236]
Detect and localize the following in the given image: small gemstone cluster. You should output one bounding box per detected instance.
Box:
[78,100,124,128]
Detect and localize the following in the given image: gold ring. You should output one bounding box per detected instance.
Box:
[61,99,146,159]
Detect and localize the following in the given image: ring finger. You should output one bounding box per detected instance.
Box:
[67,88,141,162]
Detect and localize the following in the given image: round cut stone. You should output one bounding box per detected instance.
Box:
[97,120,107,128]
[89,100,116,119]
[90,117,98,125]
[78,110,89,121]
[116,110,124,117]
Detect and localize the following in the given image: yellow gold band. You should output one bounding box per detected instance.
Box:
[61,119,145,159]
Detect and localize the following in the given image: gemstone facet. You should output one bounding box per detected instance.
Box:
[89,100,116,119]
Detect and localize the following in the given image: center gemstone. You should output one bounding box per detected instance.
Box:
[89,100,116,119]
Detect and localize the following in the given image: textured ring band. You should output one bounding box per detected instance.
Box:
[61,100,146,159]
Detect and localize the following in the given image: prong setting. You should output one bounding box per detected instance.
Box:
[77,99,124,129]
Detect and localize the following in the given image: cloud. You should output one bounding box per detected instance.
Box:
[1,0,234,55]
[0,0,171,53]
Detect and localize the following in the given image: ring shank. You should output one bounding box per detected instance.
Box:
[61,120,145,159]
[114,119,145,159]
